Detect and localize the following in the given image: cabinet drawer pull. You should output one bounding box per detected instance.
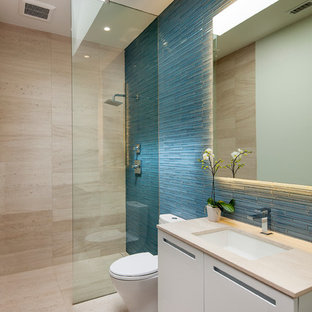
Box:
[213,266,276,306]
[163,238,196,259]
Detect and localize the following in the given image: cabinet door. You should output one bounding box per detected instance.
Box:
[299,292,312,312]
[158,230,204,312]
[204,255,297,312]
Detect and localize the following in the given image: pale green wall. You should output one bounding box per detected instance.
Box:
[256,16,312,185]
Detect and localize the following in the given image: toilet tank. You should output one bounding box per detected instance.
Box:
[159,214,185,224]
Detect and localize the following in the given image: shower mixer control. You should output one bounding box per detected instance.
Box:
[133,144,141,154]
[132,160,141,175]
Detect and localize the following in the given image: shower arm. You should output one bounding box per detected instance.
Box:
[113,94,126,101]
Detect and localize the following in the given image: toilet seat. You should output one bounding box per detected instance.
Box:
[110,252,158,281]
[110,270,158,281]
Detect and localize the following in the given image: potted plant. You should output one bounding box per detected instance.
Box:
[200,148,235,222]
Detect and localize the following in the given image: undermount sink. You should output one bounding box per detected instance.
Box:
[195,229,289,260]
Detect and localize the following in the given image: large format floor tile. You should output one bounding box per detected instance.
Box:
[0,265,71,312]
[0,260,127,312]
[73,293,127,312]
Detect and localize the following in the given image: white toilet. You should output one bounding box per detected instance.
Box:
[109,214,184,312]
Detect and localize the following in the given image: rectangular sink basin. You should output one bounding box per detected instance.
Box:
[196,230,288,260]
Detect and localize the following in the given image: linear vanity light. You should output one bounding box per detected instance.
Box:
[213,0,279,36]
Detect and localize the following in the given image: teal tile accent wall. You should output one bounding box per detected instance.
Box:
[158,0,312,242]
[125,19,159,255]
[125,0,312,245]
[158,0,224,220]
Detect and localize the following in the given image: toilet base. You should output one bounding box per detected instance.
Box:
[110,275,158,312]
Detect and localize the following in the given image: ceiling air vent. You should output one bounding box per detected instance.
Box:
[289,1,312,14]
[19,0,56,22]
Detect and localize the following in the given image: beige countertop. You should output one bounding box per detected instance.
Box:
[157,217,312,298]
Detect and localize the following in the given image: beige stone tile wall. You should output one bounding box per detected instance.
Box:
[0,22,72,273]
[214,43,257,180]
[72,40,126,303]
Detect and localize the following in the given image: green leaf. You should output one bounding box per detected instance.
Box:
[217,200,235,213]
[207,197,217,207]
[207,197,214,205]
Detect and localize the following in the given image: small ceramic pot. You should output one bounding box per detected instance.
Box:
[206,204,221,222]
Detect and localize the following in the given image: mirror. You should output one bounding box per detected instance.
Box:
[213,0,312,186]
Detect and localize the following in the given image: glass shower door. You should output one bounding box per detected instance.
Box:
[71,0,156,303]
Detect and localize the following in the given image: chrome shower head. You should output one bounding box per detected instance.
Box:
[104,94,125,106]
[105,99,123,106]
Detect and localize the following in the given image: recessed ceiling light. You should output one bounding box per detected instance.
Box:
[84,55,90,59]
[104,26,111,32]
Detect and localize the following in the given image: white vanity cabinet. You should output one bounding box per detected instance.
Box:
[204,254,297,312]
[158,231,204,312]
[158,229,312,312]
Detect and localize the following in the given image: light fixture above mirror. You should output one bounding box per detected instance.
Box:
[213,0,279,36]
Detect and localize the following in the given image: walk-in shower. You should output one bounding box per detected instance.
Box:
[72,0,157,304]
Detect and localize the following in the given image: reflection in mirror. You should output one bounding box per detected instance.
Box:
[213,0,312,186]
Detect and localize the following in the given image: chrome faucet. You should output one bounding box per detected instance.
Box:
[247,208,272,235]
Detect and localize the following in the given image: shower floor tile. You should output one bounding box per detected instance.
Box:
[73,293,127,312]
[73,252,126,304]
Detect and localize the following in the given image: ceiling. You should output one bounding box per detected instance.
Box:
[0,0,71,36]
[84,3,156,49]
[0,0,174,37]
[215,0,312,60]
[114,0,174,15]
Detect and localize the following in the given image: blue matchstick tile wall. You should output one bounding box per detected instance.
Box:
[215,180,312,242]
[158,0,224,220]
[125,19,159,255]
[125,0,312,245]
[157,0,312,242]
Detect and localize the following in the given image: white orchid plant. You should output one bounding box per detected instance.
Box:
[200,148,235,213]
[225,148,252,178]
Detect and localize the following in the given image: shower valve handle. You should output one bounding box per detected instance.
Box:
[133,144,141,154]
[132,160,141,175]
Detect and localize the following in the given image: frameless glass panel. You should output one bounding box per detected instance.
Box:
[72,1,156,303]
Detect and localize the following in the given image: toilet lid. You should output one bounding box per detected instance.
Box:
[110,252,158,277]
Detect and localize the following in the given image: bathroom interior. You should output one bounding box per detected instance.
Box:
[0,0,312,311]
